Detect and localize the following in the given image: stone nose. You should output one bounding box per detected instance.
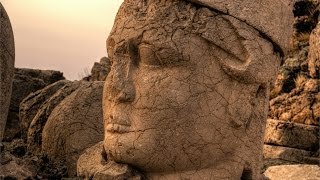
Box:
[105,58,135,103]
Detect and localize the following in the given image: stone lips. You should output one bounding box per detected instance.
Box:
[186,0,294,55]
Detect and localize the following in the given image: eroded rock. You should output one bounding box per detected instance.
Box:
[84,57,111,81]
[264,119,319,151]
[269,2,319,127]
[42,81,104,177]
[308,22,320,79]
[264,164,320,180]
[263,144,319,164]
[20,80,69,140]
[27,81,82,154]
[4,68,65,141]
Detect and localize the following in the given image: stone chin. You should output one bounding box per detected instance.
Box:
[104,131,168,172]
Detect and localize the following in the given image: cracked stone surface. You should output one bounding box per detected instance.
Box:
[27,81,83,155]
[263,144,319,165]
[4,68,65,141]
[20,80,69,141]
[83,57,112,81]
[78,0,293,179]
[0,2,14,142]
[264,119,319,151]
[264,164,320,180]
[41,81,104,177]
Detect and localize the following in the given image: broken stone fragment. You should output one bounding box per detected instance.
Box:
[264,119,319,151]
[264,164,320,180]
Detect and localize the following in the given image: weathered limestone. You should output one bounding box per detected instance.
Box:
[77,142,107,178]
[0,159,34,179]
[264,164,320,180]
[266,1,319,166]
[0,2,15,142]
[269,80,319,126]
[264,119,319,151]
[84,57,112,81]
[186,0,294,54]
[269,2,319,126]
[77,142,144,180]
[4,68,65,141]
[42,81,104,177]
[78,0,294,179]
[308,22,320,79]
[263,144,318,164]
[27,81,82,154]
[20,80,69,140]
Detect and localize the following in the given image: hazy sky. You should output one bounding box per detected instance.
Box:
[1,0,123,80]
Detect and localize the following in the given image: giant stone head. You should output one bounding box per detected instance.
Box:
[83,0,293,179]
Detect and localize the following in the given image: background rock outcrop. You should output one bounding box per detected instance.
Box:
[265,0,319,166]
[3,68,65,141]
[83,56,111,81]
[0,2,15,142]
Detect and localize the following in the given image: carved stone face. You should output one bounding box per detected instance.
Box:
[103,0,280,176]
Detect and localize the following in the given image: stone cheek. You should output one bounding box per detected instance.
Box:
[0,3,15,142]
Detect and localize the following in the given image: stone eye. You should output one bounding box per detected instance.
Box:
[138,44,161,66]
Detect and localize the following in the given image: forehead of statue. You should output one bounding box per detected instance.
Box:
[108,3,180,49]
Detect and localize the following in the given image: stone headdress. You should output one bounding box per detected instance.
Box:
[186,0,294,55]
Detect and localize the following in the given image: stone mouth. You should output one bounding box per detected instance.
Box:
[106,123,131,134]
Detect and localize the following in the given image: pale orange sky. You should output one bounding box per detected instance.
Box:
[1,0,123,80]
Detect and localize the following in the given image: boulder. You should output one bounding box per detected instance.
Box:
[27,81,82,154]
[264,119,319,151]
[41,81,104,177]
[0,2,15,142]
[264,164,320,180]
[20,80,104,177]
[4,68,65,141]
[20,80,69,140]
